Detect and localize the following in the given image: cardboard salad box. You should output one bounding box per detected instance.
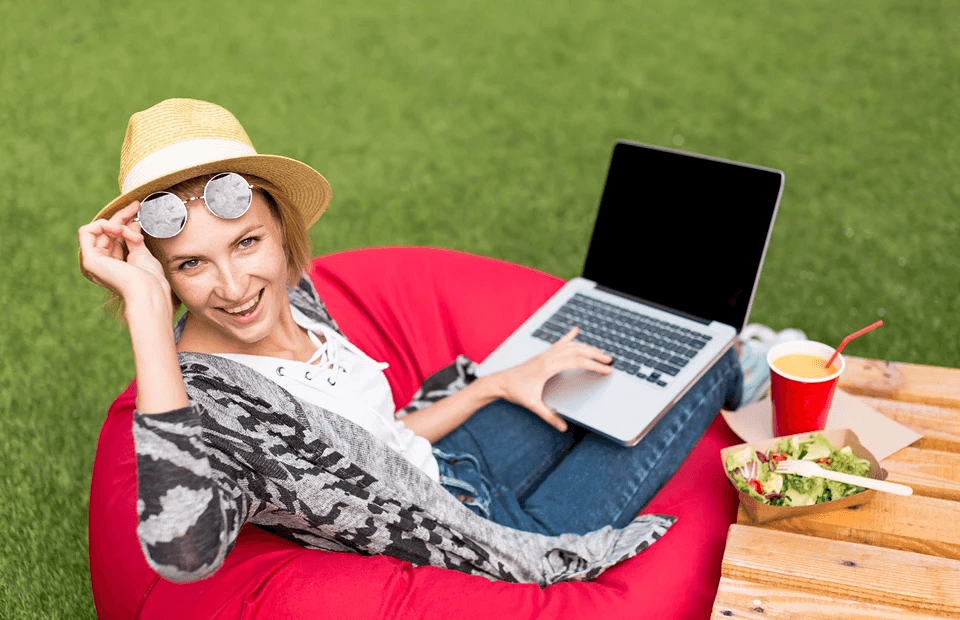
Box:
[720,428,885,524]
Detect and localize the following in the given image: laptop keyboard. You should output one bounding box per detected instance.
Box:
[532,293,712,388]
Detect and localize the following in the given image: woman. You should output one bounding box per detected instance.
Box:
[80,99,743,584]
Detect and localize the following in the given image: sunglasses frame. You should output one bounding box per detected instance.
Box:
[135,172,257,238]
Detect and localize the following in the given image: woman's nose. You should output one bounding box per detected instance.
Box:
[215,262,247,300]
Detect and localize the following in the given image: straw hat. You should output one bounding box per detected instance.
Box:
[93,98,332,228]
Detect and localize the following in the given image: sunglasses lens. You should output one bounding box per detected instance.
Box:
[204,172,252,219]
[139,193,187,238]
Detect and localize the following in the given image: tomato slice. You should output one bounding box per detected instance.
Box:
[749,479,763,495]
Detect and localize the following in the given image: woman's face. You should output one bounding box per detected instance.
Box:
[155,194,291,351]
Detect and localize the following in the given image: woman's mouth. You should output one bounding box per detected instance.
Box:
[222,290,264,322]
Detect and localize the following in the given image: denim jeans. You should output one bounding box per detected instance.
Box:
[433,347,742,536]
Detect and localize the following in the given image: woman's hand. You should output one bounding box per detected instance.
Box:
[78,201,173,319]
[80,201,189,412]
[491,327,613,432]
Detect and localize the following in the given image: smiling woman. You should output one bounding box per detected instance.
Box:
[149,184,313,358]
[78,99,743,603]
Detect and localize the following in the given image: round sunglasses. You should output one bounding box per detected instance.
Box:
[135,172,256,238]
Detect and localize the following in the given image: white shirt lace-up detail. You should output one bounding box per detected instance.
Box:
[304,329,346,385]
[215,308,440,481]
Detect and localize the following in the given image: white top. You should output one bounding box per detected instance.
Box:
[215,306,440,482]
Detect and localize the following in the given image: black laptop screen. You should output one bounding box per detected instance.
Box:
[581,141,783,331]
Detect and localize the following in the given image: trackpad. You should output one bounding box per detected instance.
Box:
[543,369,611,413]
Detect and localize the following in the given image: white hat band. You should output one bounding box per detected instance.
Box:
[121,138,258,194]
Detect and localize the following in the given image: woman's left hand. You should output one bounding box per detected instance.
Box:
[490,327,613,432]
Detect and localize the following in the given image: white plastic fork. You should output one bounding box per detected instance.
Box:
[775,459,913,496]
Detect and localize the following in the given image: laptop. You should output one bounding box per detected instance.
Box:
[476,140,784,446]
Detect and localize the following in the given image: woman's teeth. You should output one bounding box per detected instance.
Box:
[224,292,261,315]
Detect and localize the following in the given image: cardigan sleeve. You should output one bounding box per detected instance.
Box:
[397,355,478,417]
[133,406,252,583]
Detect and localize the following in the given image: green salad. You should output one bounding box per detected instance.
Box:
[724,433,872,506]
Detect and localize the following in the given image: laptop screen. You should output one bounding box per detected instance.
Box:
[581,141,783,332]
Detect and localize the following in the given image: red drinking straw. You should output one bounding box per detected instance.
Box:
[826,320,884,368]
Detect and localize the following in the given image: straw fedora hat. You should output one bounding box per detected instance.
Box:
[93,98,332,228]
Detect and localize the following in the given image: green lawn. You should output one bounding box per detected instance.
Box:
[1,0,957,617]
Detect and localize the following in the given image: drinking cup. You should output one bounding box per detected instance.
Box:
[766,340,845,436]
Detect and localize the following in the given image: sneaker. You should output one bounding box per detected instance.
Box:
[739,324,807,357]
[737,324,807,405]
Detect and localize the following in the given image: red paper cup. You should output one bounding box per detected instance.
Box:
[766,341,845,436]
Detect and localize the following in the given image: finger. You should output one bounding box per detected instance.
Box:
[554,350,615,376]
[573,341,612,362]
[86,219,127,240]
[582,359,615,375]
[110,200,142,224]
[78,222,103,248]
[556,327,579,344]
[79,221,116,253]
[530,403,568,432]
[120,222,144,245]
[96,221,138,254]
[125,232,157,264]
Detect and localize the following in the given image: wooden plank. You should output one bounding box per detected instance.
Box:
[841,357,960,409]
[719,525,960,616]
[735,491,960,560]
[858,395,960,454]
[712,577,949,619]
[882,446,960,502]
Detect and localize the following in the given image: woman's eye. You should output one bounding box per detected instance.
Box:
[178,259,200,270]
[239,236,259,248]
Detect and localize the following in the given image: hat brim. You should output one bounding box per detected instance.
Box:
[93,154,332,229]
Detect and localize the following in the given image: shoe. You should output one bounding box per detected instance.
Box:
[739,323,807,357]
[737,324,807,405]
[738,341,771,405]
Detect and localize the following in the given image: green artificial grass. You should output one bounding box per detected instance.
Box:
[1,0,957,617]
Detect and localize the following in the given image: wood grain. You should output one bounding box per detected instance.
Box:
[841,357,960,409]
[718,525,960,617]
[712,577,950,619]
[736,491,960,560]
[882,446,960,502]
[858,395,960,454]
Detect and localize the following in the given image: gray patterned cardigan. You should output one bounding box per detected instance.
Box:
[133,274,675,584]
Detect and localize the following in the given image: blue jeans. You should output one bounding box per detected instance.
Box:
[433,347,743,535]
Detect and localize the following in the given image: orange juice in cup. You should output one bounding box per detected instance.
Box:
[766,341,845,436]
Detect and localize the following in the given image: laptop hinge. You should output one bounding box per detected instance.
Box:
[594,284,711,325]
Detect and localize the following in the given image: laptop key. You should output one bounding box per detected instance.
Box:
[656,362,681,376]
[537,295,711,390]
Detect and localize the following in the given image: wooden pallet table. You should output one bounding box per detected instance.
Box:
[711,356,960,619]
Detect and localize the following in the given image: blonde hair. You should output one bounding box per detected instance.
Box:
[106,173,311,320]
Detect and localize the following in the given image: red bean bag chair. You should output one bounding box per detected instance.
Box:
[89,246,742,619]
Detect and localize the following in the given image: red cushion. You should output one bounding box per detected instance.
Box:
[89,247,741,619]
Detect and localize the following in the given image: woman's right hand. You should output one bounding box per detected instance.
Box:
[78,201,173,318]
[488,327,613,432]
